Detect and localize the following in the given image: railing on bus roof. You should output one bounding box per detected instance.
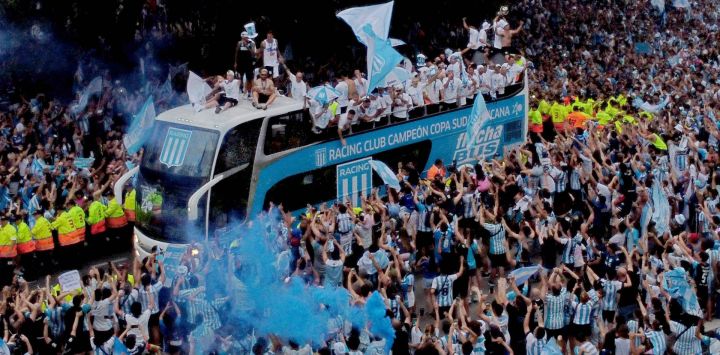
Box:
[263,75,526,157]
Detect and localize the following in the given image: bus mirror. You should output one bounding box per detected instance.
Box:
[114,166,139,205]
[187,163,249,221]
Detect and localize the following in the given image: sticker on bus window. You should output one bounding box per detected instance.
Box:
[159,128,192,168]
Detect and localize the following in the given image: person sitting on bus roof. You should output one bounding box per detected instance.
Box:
[252,68,277,110]
[206,71,241,114]
[337,109,355,146]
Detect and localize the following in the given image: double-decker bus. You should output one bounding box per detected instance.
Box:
[115,74,529,257]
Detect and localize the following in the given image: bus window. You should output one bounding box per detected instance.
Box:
[263,140,432,212]
[263,110,314,155]
[210,120,262,230]
[503,120,523,142]
[215,120,262,173]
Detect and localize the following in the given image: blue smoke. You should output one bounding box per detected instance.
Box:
[184,210,395,351]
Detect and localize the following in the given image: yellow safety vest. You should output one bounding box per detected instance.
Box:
[16,222,31,244]
[550,103,565,123]
[87,201,107,226]
[0,224,16,258]
[529,109,542,125]
[52,211,75,235]
[32,216,53,251]
[69,206,86,230]
[652,134,667,150]
[539,100,551,115]
[596,111,612,125]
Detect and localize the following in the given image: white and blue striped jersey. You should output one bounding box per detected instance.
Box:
[572,301,594,325]
[645,329,667,355]
[525,333,546,355]
[484,222,506,254]
[600,279,623,311]
[431,274,459,307]
[670,321,701,355]
[544,288,567,330]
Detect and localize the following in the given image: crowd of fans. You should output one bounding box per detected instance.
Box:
[3,0,720,354]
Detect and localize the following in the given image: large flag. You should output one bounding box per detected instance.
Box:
[73,76,103,114]
[337,1,394,46]
[509,265,540,286]
[662,267,703,317]
[364,25,404,93]
[650,180,671,237]
[369,159,401,191]
[465,92,492,153]
[673,0,690,8]
[123,96,156,155]
[186,71,213,110]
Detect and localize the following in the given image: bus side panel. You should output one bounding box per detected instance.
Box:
[250,91,527,215]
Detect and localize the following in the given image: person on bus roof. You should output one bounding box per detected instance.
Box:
[252,68,277,110]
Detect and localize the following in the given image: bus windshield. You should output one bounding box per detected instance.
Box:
[135,122,219,243]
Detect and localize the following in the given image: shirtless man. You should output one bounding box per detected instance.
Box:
[252,68,278,110]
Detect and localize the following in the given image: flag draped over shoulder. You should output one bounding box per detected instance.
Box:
[123,96,156,155]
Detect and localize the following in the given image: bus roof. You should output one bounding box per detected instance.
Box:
[155,95,305,132]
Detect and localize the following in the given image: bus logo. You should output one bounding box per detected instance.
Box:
[315,148,327,167]
[159,128,192,168]
[336,157,372,207]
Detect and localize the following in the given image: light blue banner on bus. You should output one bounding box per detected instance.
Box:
[252,85,527,216]
[336,157,372,207]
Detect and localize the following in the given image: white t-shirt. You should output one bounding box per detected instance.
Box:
[479,29,489,46]
[123,309,151,339]
[493,25,505,49]
[221,79,241,100]
[467,27,480,49]
[335,81,349,108]
[407,85,424,106]
[262,38,279,67]
[442,77,462,104]
[310,100,331,129]
[491,72,507,95]
[392,93,412,118]
[425,79,442,104]
[91,299,114,331]
[287,74,307,101]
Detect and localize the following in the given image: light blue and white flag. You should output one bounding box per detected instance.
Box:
[369,159,401,191]
[123,96,156,155]
[389,38,405,47]
[510,265,540,286]
[650,180,671,236]
[379,66,411,88]
[662,267,703,317]
[673,0,690,8]
[364,25,404,93]
[465,92,492,152]
[337,1,394,46]
[308,85,341,106]
[73,76,103,114]
[73,157,95,170]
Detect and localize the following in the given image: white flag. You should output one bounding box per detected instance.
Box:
[186,71,213,110]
